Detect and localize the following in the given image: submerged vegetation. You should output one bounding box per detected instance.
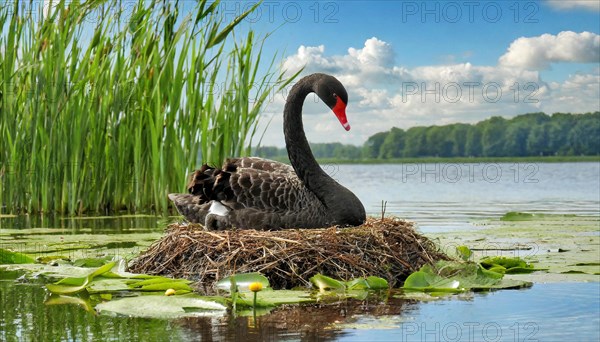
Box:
[0,0,295,215]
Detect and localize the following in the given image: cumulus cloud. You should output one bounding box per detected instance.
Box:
[348,37,395,68]
[499,31,600,70]
[546,0,600,11]
[283,37,395,73]
[258,36,599,147]
[543,73,600,113]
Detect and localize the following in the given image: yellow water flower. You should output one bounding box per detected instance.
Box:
[165,288,176,296]
[249,282,263,292]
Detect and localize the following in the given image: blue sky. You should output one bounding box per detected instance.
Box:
[230,0,600,146]
[39,0,600,147]
[253,1,598,74]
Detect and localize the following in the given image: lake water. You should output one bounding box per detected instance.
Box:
[1,276,598,341]
[334,162,600,232]
[1,162,599,341]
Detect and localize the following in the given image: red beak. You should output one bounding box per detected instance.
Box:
[332,97,350,131]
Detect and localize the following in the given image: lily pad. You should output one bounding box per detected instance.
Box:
[0,248,36,264]
[86,277,133,293]
[346,276,389,290]
[365,276,389,289]
[128,276,193,291]
[237,289,315,307]
[310,274,346,291]
[46,262,116,294]
[95,295,227,319]
[403,261,532,293]
[403,269,462,293]
[479,256,544,274]
[456,245,473,261]
[73,257,113,268]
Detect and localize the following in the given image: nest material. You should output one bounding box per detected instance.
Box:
[128,217,448,290]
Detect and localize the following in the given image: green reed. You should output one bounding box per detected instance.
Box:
[0,0,297,215]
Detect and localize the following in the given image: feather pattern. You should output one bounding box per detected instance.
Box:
[169,74,366,230]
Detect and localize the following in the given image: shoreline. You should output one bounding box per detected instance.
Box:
[310,155,600,164]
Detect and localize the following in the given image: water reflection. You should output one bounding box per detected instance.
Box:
[1,269,419,341]
[3,269,598,342]
[0,271,178,341]
[176,298,417,341]
[0,215,176,234]
[2,162,599,341]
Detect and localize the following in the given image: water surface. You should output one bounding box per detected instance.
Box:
[2,273,598,341]
[1,162,599,341]
[335,162,600,231]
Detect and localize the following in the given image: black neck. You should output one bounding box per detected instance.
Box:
[283,74,334,202]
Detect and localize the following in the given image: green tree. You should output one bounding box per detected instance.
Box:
[362,131,389,159]
[503,123,530,156]
[481,116,508,157]
[450,124,470,157]
[568,112,600,155]
[403,127,428,157]
[465,125,483,157]
[379,127,406,159]
[425,126,454,157]
[527,124,551,156]
[547,113,575,155]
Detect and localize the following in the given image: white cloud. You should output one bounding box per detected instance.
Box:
[348,37,395,68]
[499,31,600,70]
[547,0,600,11]
[542,73,600,113]
[258,36,600,147]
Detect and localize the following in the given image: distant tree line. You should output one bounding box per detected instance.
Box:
[255,112,600,160]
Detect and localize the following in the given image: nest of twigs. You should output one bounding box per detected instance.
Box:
[128,217,448,291]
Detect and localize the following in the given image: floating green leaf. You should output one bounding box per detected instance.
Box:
[46,262,116,294]
[73,257,113,267]
[346,278,369,290]
[138,281,193,292]
[403,268,462,293]
[366,276,389,289]
[456,245,473,261]
[479,256,543,274]
[346,276,389,290]
[95,295,227,319]
[403,261,532,293]
[0,248,36,264]
[86,277,133,294]
[310,274,346,291]
[236,289,315,308]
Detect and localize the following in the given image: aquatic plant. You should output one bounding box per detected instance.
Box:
[0,0,295,214]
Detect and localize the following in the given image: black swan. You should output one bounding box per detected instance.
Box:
[168,73,366,230]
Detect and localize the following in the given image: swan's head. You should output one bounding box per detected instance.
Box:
[315,74,351,131]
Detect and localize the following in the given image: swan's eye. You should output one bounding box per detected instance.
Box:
[332,93,338,99]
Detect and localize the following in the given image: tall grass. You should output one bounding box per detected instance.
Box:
[0,0,296,215]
